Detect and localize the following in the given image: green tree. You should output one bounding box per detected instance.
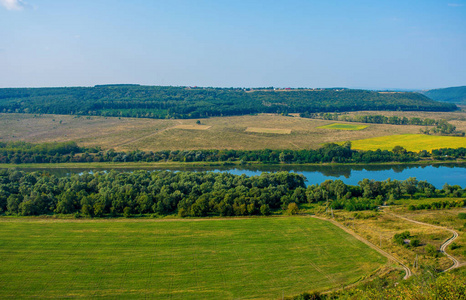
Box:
[260,204,271,216]
[123,206,132,218]
[287,202,299,215]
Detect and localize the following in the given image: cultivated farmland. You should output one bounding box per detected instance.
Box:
[317,123,368,131]
[350,134,466,152]
[0,113,428,151]
[0,217,386,299]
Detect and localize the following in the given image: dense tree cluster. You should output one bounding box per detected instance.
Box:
[0,85,456,119]
[0,169,464,217]
[0,169,306,217]
[2,141,466,165]
[299,113,464,136]
[420,119,462,135]
[408,198,466,211]
[324,177,466,211]
[0,141,98,164]
[300,112,440,126]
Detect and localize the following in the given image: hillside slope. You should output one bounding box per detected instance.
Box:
[0,85,457,119]
[422,86,466,104]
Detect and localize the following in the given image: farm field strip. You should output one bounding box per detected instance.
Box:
[0,217,386,299]
[318,123,368,131]
[245,127,292,134]
[350,134,466,152]
[172,125,212,130]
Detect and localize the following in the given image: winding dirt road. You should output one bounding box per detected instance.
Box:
[311,215,413,279]
[387,212,462,272]
[314,210,464,280]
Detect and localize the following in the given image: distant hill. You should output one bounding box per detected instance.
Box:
[0,86,457,119]
[422,86,466,104]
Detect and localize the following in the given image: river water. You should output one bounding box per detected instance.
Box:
[9,163,466,188]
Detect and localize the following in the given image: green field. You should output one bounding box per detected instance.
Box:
[350,134,466,152]
[0,217,386,299]
[318,123,368,131]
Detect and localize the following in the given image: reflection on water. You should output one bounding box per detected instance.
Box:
[4,163,466,188]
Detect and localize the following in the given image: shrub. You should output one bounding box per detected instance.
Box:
[287,203,299,215]
[178,208,187,218]
[394,231,411,245]
[123,206,132,218]
[260,204,271,216]
[290,291,323,300]
[81,204,94,217]
[411,239,421,247]
[425,244,439,257]
[450,242,460,250]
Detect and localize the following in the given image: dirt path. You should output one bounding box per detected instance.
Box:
[311,215,412,279]
[387,212,462,272]
[112,121,183,149]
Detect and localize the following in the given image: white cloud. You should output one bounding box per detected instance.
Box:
[0,0,24,10]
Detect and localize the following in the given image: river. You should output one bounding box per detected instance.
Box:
[9,163,466,188]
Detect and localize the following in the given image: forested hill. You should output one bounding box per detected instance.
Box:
[0,85,457,119]
[422,86,466,104]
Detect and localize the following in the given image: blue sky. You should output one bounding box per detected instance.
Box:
[0,0,465,89]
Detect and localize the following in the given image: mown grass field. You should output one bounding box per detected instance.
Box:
[318,123,368,131]
[245,127,292,134]
[0,217,386,299]
[350,134,466,152]
[173,124,212,130]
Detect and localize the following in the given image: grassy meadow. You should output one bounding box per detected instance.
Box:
[0,113,425,151]
[317,123,368,131]
[0,217,386,299]
[393,208,466,263]
[245,127,292,134]
[332,207,466,272]
[350,134,466,152]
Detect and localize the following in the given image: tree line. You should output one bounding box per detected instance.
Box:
[0,169,464,218]
[299,113,464,136]
[0,85,456,120]
[0,169,305,217]
[2,141,466,165]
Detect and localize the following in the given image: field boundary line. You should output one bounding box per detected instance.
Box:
[112,121,182,149]
[387,212,463,272]
[311,215,412,279]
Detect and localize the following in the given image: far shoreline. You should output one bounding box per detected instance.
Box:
[0,159,465,170]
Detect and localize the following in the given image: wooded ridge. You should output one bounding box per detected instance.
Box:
[0,85,457,119]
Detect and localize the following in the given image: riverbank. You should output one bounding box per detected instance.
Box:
[0,159,465,169]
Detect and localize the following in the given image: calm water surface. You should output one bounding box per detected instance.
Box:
[11,163,466,188]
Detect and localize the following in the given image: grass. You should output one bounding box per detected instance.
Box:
[0,113,430,151]
[0,216,386,299]
[172,124,212,130]
[245,127,292,134]
[350,134,466,152]
[318,123,368,131]
[331,207,466,272]
[392,208,466,262]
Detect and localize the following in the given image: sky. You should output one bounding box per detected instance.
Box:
[0,0,465,89]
